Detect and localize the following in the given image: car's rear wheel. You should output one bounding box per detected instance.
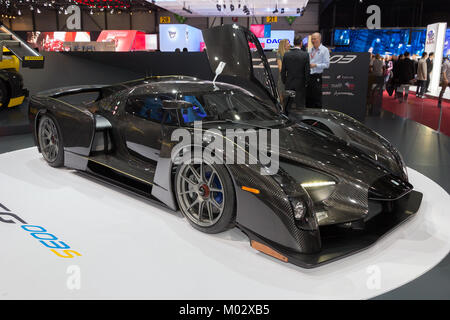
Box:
[38,114,64,167]
[175,161,235,234]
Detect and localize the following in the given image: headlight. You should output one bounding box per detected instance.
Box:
[292,200,306,220]
[291,198,318,231]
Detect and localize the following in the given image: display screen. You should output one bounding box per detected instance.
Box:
[258,30,295,50]
[26,31,91,52]
[250,24,271,38]
[444,29,450,57]
[334,29,350,46]
[97,30,146,52]
[159,24,203,52]
[334,29,428,56]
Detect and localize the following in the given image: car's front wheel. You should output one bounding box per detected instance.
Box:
[38,114,64,167]
[174,161,235,234]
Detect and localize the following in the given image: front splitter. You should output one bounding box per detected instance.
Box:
[240,190,423,268]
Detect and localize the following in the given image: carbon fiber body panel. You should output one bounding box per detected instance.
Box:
[240,190,422,268]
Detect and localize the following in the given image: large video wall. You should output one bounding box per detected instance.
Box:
[333,28,445,56]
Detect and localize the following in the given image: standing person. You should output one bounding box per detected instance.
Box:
[416,52,428,98]
[385,55,394,95]
[397,52,415,102]
[393,54,403,98]
[281,34,310,111]
[276,39,291,106]
[426,52,434,92]
[372,54,386,88]
[306,32,330,108]
[438,56,450,108]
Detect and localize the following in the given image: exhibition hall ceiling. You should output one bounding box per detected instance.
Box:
[149,0,310,17]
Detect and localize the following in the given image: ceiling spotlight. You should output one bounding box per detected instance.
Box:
[281,8,284,14]
[273,4,279,14]
[243,5,250,15]
[17,10,21,16]
[230,4,234,11]
[300,7,305,16]
[223,4,226,9]
[216,4,222,11]
[183,2,193,14]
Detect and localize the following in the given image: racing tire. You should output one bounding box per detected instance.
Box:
[38,114,64,167]
[174,160,236,234]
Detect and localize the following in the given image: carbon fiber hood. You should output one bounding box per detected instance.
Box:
[276,122,412,225]
[293,109,407,180]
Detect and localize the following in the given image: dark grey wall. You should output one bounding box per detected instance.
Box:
[20,51,214,96]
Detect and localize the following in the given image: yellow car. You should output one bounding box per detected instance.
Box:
[0,48,28,108]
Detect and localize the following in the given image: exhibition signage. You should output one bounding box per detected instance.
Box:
[425,22,447,94]
[322,52,370,121]
[266,16,278,23]
[160,16,171,24]
[97,30,146,52]
[250,24,271,38]
[26,31,90,52]
[258,30,295,50]
[159,24,203,52]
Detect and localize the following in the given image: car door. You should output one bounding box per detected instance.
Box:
[202,24,280,108]
[121,93,177,163]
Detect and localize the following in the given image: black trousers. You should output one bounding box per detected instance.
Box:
[306,73,322,108]
[294,86,306,109]
[416,80,426,97]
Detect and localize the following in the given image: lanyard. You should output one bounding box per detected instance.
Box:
[310,47,319,60]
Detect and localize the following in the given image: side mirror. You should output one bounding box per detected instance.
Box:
[162,99,193,110]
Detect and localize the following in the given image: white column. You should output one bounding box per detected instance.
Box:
[425,22,447,94]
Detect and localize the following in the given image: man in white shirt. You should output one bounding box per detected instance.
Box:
[306,32,330,108]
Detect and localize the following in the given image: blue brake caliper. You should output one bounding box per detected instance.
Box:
[205,171,223,204]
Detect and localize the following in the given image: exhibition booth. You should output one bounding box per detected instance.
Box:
[0,0,449,303]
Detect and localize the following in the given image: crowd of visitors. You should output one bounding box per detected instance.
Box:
[369,50,450,108]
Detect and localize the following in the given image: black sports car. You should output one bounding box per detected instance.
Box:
[28,25,422,268]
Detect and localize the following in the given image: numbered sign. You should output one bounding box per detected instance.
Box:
[266,16,278,23]
[160,16,171,24]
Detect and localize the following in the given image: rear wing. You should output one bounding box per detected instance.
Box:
[0,25,44,68]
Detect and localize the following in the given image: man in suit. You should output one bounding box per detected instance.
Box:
[397,51,415,102]
[281,34,310,110]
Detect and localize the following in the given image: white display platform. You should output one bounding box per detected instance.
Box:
[0,148,449,300]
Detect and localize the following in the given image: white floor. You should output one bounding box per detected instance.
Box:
[0,148,449,300]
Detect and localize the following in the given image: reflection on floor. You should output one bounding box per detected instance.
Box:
[381,91,449,137]
[1,103,450,299]
[0,148,449,299]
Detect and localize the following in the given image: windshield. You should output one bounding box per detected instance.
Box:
[177,90,285,127]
